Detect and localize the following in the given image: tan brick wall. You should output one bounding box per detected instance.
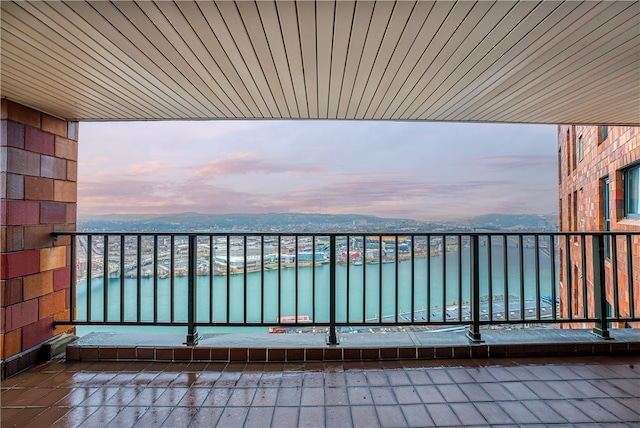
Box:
[557,125,640,328]
[1,100,78,361]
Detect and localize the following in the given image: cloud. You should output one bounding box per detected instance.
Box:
[77,120,559,219]
[471,155,556,171]
[189,152,321,178]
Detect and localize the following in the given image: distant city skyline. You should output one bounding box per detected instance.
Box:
[78,121,557,220]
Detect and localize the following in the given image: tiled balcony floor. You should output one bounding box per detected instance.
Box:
[1,355,639,427]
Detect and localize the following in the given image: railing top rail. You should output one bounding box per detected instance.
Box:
[53,231,640,237]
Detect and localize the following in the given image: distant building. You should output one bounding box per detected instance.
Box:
[557,125,639,328]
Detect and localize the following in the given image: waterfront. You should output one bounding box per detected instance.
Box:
[75,241,556,336]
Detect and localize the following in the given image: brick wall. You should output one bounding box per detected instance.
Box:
[1,100,77,369]
[557,125,640,328]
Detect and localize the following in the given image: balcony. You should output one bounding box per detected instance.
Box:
[48,231,639,363]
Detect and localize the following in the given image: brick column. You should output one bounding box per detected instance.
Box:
[1,100,77,378]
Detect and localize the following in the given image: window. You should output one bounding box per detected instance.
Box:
[625,163,640,219]
[578,135,583,161]
[571,126,577,171]
[598,125,609,144]
[558,148,562,184]
[566,129,571,175]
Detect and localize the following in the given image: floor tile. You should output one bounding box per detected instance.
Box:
[400,403,433,427]
[271,407,299,428]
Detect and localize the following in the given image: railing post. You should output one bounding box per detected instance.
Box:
[327,235,338,345]
[592,234,611,339]
[467,235,483,343]
[185,234,200,346]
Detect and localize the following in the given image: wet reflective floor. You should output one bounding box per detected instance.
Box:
[1,355,639,427]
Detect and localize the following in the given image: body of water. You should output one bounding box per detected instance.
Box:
[76,241,556,336]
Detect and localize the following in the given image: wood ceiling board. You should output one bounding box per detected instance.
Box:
[69,1,208,119]
[2,52,113,119]
[296,0,318,118]
[471,2,638,123]
[336,0,375,118]
[45,1,194,119]
[1,66,107,120]
[448,1,615,121]
[250,0,298,118]
[346,0,403,119]
[508,62,640,125]
[151,1,246,118]
[197,1,273,117]
[0,25,147,119]
[276,0,309,118]
[315,0,335,118]
[175,2,263,118]
[400,1,516,120]
[408,1,539,120]
[356,0,431,119]
[107,1,225,118]
[215,1,280,118]
[9,1,177,119]
[427,1,567,120]
[366,1,458,119]
[328,0,356,119]
[485,34,640,124]
[381,0,480,119]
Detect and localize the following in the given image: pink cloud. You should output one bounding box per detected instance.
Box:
[190,152,321,178]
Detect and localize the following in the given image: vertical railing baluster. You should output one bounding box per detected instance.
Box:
[395,235,399,323]
[261,235,264,324]
[208,235,213,324]
[519,235,524,321]
[244,235,247,324]
[550,234,557,321]
[154,235,158,323]
[426,235,431,322]
[295,235,299,323]
[411,235,415,323]
[70,235,76,322]
[277,236,281,323]
[592,234,610,338]
[328,235,338,344]
[581,234,587,319]
[346,235,350,323]
[458,235,462,322]
[170,235,175,323]
[487,236,493,321]
[120,235,125,322]
[468,235,482,342]
[442,235,446,323]
[627,234,635,320]
[378,235,382,325]
[226,236,230,324]
[503,235,509,322]
[612,234,619,321]
[87,235,92,322]
[312,236,316,324]
[362,236,366,323]
[137,235,142,323]
[565,235,572,321]
[103,235,108,322]
[534,235,540,320]
[186,234,199,345]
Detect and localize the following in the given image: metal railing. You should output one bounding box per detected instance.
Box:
[52,232,640,345]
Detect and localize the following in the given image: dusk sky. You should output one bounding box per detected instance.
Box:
[78,121,558,221]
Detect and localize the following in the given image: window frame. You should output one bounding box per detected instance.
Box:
[624,162,640,220]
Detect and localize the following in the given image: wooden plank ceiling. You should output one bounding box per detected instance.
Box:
[1,1,639,124]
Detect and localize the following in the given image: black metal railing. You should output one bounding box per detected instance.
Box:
[52,232,640,345]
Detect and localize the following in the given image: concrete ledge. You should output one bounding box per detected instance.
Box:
[66,328,640,363]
